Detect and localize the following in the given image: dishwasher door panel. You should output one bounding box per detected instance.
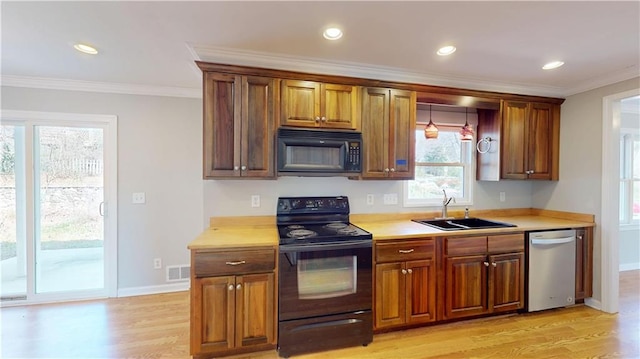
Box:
[527,229,576,312]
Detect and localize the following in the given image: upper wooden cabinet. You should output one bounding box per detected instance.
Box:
[361,87,416,179]
[501,100,560,180]
[202,73,278,179]
[280,80,359,130]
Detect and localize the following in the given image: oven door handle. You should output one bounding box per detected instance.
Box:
[279,240,372,253]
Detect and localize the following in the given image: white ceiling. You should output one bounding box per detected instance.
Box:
[2,1,639,99]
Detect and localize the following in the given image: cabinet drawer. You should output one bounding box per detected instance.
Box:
[445,236,487,256]
[376,240,434,263]
[488,233,524,253]
[194,248,275,277]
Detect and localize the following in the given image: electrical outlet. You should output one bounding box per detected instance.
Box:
[153,258,162,269]
[383,193,398,205]
[366,194,374,205]
[499,192,506,202]
[132,192,146,204]
[251,195,260,208]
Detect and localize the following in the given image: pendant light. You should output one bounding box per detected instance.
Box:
[460,107,474,142]
[424,105,439,139]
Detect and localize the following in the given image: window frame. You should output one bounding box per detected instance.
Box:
[620,129,640,227]
[403,124,474,208]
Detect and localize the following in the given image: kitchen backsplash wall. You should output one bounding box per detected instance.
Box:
[203,177,533,225]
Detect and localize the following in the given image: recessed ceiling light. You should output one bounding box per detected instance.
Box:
[542,61,564,70]
[74,43,98,55]
[323,28,343,40]
[437,45,456,56]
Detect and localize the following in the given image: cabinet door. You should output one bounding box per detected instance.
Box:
[235,273,275,348]
[388,89,416,179]
[406,259,436,324]
[527,102,556,180]
[575,228,593,300]
[444,255,488,319]
[501,100,528,179]
[361,87,391,178]
[203,73,242,178]
[192,276,236,353]
[374,262,405,328]
[321,83,358,129]
[241,76,277,177]
[280,80,320,127]
[488,252,524,313]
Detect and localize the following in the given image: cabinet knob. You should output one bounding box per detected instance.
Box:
[384,168,390,173]
[491,262,497,267]
[321,116,327,122]
[484,261,489,267]
[228,284,234,291]
[407,268,413,274]
[234,166,239,171]
[390,168,396,172]
[402,269,407,275]
[315,116,321,122]
[236,284,242,291]
[241,165,247,171]
[578,235,583,240]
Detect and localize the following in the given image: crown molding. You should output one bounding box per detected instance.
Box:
[188,43,568,98]
[1,75,202,99]
[565,65,640,97]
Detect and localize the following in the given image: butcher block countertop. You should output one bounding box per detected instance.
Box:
[188,208,594,249]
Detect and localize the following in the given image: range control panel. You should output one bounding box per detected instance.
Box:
[277,196,350,215]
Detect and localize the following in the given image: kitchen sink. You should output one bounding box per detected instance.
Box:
[412,217,517,231]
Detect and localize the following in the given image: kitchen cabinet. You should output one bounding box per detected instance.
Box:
[280,80,358,130]
[501,100,560,180]
[442,233,525,320]
[374,239,436,330]
[190,247,276,358]
[361,87,416,179]
[575,227,593,300]
[202,72,278,178]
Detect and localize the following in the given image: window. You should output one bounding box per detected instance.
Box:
[404,125,473,207]
[620,131,640,225]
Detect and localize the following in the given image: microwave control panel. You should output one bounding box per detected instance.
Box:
[348,142,361,169]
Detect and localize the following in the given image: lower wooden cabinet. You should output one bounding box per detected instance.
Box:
[443,234,525,320]
[190,248,277,358]
[575,227,594,300]
[374,239,436,330]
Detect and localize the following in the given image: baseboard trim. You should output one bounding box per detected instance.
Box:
[117,282,190,297]
[619,262,640,271]
[585,297,602,311]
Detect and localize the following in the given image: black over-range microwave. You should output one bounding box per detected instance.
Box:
[277,128,362,176]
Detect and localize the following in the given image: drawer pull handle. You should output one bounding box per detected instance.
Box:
[398,249,414,254]
[225,260,246,266]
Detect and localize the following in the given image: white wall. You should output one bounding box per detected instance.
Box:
[2,86,203,291]
[531,77,640,303]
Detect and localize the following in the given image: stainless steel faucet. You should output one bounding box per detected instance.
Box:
[439,189,454,219]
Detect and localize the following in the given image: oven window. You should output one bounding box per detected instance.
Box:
[297,256,356,299]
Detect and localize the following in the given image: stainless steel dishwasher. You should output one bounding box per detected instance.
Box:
[527,229,576,312]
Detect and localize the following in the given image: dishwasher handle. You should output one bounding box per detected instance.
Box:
[530,236,575,245]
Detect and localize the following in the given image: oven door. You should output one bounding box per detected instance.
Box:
[278,240,372,321]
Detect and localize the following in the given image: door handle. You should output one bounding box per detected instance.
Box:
[99,202,105,217]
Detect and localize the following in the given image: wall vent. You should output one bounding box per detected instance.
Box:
[166,264,190,282]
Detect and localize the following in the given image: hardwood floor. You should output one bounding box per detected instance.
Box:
[2,270,638,359]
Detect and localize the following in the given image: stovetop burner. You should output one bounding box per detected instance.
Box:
[276,196,372,246]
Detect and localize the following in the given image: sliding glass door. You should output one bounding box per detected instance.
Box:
[1,111,117,303]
